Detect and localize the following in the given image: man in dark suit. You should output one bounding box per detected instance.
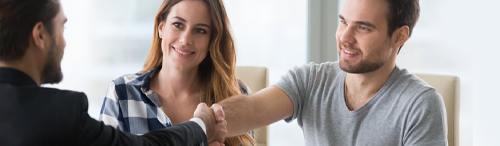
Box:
[0,0,227,145]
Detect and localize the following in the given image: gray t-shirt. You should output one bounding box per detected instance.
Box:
[274,62,447,146]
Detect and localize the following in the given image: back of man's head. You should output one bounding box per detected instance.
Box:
[0,0,60,62]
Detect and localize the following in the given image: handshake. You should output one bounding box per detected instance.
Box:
[193,103,228,146]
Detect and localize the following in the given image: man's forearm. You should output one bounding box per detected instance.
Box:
[219,94,260,137]
[219,86,294,137]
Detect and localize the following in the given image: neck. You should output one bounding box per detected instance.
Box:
[154,61,201,98]
[345,61,396,97]
[0,51,44,86]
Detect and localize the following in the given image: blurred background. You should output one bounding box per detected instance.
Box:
[44,0,500,145]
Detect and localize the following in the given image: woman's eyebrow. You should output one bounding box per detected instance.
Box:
[172,16,187,22]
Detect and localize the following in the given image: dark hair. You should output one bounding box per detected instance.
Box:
[386,0,419,52]
[0,0,60,62]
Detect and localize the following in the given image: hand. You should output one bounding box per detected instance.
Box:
[210,104,225,124]
[208,141,225,146]
[193,103,227,143]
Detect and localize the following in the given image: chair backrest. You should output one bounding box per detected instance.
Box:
[235,66,269,146]
[414,73,460,146]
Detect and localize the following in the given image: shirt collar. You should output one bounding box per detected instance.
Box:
[0,67,37,86]
[137,65,162,94]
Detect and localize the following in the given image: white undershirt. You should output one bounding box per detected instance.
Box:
[189,118,206,134]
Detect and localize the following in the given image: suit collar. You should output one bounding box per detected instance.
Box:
[0,67,37,86]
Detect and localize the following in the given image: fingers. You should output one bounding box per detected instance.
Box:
[208,141,221,146]
[194,103,208,117]
[211,104,225,123]
[214,119,228,143]
[208,141,226,146]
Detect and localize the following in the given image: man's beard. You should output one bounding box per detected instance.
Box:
[339,58,385,74]
[40,38,63,84]
[338,41,390,74]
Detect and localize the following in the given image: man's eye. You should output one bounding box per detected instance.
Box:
[341,20,346,24]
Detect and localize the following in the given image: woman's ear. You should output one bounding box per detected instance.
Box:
[158,21,165,38]
[31,22,49,50]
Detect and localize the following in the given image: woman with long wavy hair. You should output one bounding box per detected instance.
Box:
[99,0,255,145]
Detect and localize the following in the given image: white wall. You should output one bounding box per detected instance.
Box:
[467,1,500,146]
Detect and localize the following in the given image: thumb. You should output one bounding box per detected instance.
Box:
[211,103,225,123]
[194,103,208,117]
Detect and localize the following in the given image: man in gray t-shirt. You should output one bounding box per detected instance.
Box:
[274,62,446,145]
[209,0,448,145]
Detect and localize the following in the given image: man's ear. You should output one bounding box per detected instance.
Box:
[392,25,409,50]
[31,22,49,50]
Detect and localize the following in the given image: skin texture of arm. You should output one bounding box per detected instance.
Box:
[215,86,294,137]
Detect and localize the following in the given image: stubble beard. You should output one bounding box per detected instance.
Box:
[40,37,63,84]
[338,42,391,74]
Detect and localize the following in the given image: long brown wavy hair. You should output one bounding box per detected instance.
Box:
[139,0,255,145]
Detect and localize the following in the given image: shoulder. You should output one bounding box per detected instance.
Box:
[106,73,146,100]
[293,61,339,71]
[292,61,341,74]
[111,73,143,86]
[40,87,87,101]
[285,61,342,81]
[38,87,89,110]
[391,68,443,106]
[394,68,435,93]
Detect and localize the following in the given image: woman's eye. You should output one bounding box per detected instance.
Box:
[173,22,183,28]
[341,20,346,24]
[196,28,207,34]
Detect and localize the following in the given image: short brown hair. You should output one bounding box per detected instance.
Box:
[385,0,420,52]
[0,0,60,62]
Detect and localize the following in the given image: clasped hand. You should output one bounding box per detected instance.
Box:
[193,103,227,146]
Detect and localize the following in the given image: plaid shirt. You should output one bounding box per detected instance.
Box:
[99,66,249,135]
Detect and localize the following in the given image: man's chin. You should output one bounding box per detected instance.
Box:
[41,68,63,85]
[339,60,383,74]
[339,60,359,73]
[42,75,63,84]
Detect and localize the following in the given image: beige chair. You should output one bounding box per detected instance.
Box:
[235,66,269,146]
[415,73,460,146]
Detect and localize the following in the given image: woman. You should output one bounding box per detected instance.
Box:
[99,0,254,145]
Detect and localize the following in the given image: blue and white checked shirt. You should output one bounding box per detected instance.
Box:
[99,67,249,135]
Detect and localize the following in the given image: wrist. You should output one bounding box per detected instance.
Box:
[189,117,206,134]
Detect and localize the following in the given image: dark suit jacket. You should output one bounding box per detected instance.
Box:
[0,67,208,146]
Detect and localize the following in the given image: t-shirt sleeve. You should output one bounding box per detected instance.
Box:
[273,63,314,123]
[404,88,448,146]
